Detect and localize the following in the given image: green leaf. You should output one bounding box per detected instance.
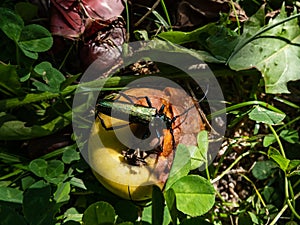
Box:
[189,130,209,170]
[197,131,209,152]
[289,170,300,177]
[229,6,300,94]
[54,182,70,203]
[0,205,27,225]
[0,111,71,140]
[242,5,265,35]
[205,26,239,60]
[63,208,83,223]
[46,160,64,178]
[0,62,23,96]
[33,61,66,93]
[134,30,149,41]
[152,186,164,225]
[268,147,290,172]
[158,30,194,45]
[21,176,36,190]
[82,201,115,225]
[0,85,76,110]
[287,159,300,172]
[252,160,278,180]
[248,211,260,224]
[257,129,298,147]
[171,175,215,216]
[158,23,238,61]
[286,221,299,225]
[0,117,49,140]
[263,134,276,147]
[69,177,87,190]
[165,144,191,190]
[162,206,172,225]
[248,105,285,125]
[0,186,23,203]
[150,37,223,63]
[0,7,24,41]
[23,180,57,225]
[20,48,38,59]
[18,24,53,54]
[29,159,64,181]
[29,158,48,177]
[186,146,200,170]
[151,9,169,28]
[62,148,80,164]
[261,186,276,203]
[141,205,152,224]
[280,129,299,144]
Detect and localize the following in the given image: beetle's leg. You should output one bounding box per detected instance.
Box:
[144,96,153,108]
[96,111,130,130]
[169,126,176,149]
[117,92,136,104]
[129,95,154,108]
[158,104,165,114]
[130,95,154,108]
[154,127,163,152]
[116,93,157,111]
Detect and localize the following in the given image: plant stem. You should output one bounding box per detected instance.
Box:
[293,179,300,189]
[0,169,23,180]
[208,100,284,119]
[274,96,300,109]
[15,42,20,66]
[240,174,267,208]
[269,125,300,220]
[269,192,300,225]
[287,198,300,220]
[124,0,130,41]
[276,115,300,133]
[288,179,296,221]
[285,176,300,220]
[59,43,74,70]
[205,161,210,181]
[229,0,240,35]
[268,124,286,158]
[160,0,172,31]
[211,151,250,183]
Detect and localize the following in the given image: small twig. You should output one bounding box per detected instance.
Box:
[185,81,217,134]
[134,0,161,27]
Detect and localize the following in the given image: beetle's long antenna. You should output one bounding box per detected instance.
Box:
[172,84,209,121]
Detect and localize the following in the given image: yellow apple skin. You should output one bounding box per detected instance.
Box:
[88,114,173,201]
